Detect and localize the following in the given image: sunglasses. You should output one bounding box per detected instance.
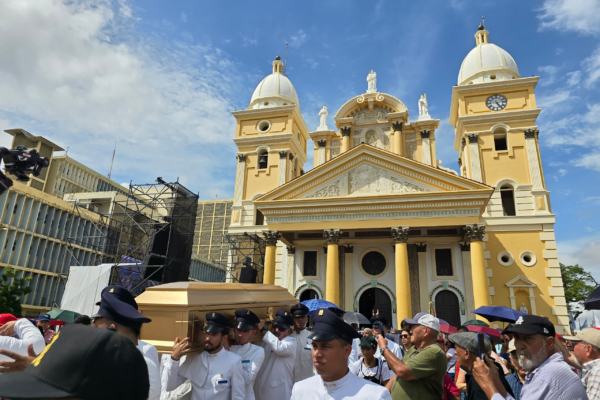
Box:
[401,335,409,338]
[274,326,287,333]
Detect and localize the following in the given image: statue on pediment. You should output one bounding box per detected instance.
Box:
[317,105,328,131]
[367,70,377,93]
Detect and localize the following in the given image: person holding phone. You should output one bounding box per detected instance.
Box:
[448,332,514,400]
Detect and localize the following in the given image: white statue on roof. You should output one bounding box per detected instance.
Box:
[418,93,431,120]
[317,105,328,131]
[366,70,377,94]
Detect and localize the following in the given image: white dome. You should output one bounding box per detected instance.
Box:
[249,58,299,109]
[457,30,520,86]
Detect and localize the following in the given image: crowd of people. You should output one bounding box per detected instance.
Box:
[0,288,598,400]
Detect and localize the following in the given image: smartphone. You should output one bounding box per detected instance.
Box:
[477,332,486,359]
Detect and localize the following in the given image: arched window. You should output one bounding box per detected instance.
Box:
[494,128,508,151]
[500,185,516,216]
[299,289,319,301]
[258,151,268,169]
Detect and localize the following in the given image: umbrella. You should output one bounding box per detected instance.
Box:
[439,322,457,334]
[343,312,371,325]
[472,306,527,323]
[463,319,489,327]
[466,325,503,344]
[300,299,341,315]
[584,286,600,310]
[47,309,81,324]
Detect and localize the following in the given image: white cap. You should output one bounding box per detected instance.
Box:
[404,312,441,332]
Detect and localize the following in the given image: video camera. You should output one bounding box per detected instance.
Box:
[0,146,50,195]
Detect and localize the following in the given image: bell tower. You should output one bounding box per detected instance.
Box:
[229,55,310,232]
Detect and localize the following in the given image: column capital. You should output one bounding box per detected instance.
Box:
[420,130,431,139]
[460,243,471,252]
[286,246,296,254]
[461,138,466,149]
[323,228,341,244]
[341,127,351,137]
[288,153,294,160]
[391,226,410,243]
[317,139,327,147]
[279,150,288,159]
[524,129,537,139]
[464,224,485,242]
[237,154,247,162]
[467,134,479,144]
[343,245,354,253]
[263,230,280,246]
[416,243,427,252]
[458,157,462,166]
[392,121,403,132]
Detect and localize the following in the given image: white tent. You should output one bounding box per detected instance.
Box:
[60,264,113,316]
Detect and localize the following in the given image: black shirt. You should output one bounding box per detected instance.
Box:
[465,360,514,400]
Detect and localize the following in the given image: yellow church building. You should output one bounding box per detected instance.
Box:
[227,25,569,334]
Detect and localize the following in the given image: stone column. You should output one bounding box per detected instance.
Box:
[288,153,294,181]
[392,226,411,326]
[341,127,351,153]
[324,228,341,306]
[262,231,280,285]
[278,151,288,186]
[467,134,482,182]
[343,245,354,311]
[416,244,429,313]
[233,154,247,205]
[285,246,295,295]
[464,224,490,319]
[460,243,476,316]
[421,130,432,166]
[524,130,544,190]
[317,140,327,165]
[392,121,403,156]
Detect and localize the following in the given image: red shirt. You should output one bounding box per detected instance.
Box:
[444,373,461,400]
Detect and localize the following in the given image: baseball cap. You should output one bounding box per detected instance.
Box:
[0,314,17,325]
[563,328,600,348]
[503,315,555,337]
[309,308,361,344]
[38,313,51,322]
[360,336,378,349]
[404,312,441,332]
[449,332,490,354]
[0,324,149,400]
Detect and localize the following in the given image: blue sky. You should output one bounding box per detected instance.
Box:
[0,0,599,278]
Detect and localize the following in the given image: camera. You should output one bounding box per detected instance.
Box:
[0,146,50,195]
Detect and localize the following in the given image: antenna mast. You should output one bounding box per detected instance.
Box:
[283,42,288,76]
[108,142,116,179]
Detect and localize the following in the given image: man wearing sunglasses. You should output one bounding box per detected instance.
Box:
[254,309,297,400]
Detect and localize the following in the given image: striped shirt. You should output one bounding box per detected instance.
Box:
[491,352,587,400]
[582,358,600,400]
[505,372,523,400]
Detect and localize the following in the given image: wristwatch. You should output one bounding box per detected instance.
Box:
[260,326,268,334]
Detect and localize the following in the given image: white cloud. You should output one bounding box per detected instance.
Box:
[583,46,600,87]
[559,235,600,280]
[289,30,308,48]
[537,90,572,110]
[566,70,581,87]
[538,0,600,35]
[538,65,560,86]
[180,12,187,23]
[558,168,568,176]
[0,0,242,198]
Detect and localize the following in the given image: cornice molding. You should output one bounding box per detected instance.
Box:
[233,133,308,164]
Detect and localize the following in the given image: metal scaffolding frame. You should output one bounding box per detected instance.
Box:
[223,232,266,283]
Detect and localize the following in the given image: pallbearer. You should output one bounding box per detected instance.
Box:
[290,303,314,383]
[291,308,392,400]
[228,309,265,400]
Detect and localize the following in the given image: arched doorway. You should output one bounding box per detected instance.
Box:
[435,290,461,327]
[299,289,319,302]
[359,288,392,327]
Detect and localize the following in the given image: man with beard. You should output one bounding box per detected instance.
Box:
[227,309,265,400]
[472,314,587,400]
[289,303,314,383]
[254,309,297,400]
[560,328,600,399]
[290,308,391,399]
[164,312,244,400]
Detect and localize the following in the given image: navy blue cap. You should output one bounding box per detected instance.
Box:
[308,308,361,344]
[328,307,346,318]
[273,309,294,329]
[503,315,555,337]
[94,292,151,329]
[370,315,388,326]
[38,313,50,322]
[95,285,138,309]
[234,309,260,331]
[291,304,310,317]
[206,312,234,333]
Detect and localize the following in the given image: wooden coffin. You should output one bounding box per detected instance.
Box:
[136,282,298,354]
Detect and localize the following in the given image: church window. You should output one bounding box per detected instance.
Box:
[257,120,271,133]
[500,185,516,216]
[434,249,453,276]
[258,151,268,169]
[255,210,264,225]
[490,74,497,80]
[361,251,386,276]
[303,251,318,276]
[494,130,508,151]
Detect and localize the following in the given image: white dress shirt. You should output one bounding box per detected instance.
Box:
[139,339,160,365]
[0,318,45,360]
[254,331,297,400]
[290,328,314,383]
[290,370,392,400]
[137,341,161,400]
[229,342,265,400]
[164,347,245,400]
[349,337,402,365]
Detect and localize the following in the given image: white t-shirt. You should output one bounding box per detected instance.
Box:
[349,358,394,384]
[446,348,457,372]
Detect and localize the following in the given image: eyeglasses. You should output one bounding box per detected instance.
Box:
[401,335,409,338]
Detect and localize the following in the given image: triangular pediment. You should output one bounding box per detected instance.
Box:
[506,275,537,287]
[257,144,491,201]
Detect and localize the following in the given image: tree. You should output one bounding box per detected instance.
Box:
[560,263,598,314]
[0,267,32,317]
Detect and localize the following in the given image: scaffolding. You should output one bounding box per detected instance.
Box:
[223,233,266,283]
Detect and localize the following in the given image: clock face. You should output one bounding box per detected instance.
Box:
[486,94,507,111]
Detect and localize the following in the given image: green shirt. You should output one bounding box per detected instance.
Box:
[391,344,447,400]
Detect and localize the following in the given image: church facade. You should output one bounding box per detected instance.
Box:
[227,26,569,334]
